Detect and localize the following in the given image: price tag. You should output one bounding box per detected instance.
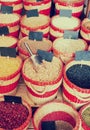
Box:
[0,26,9,35]
[29,31,43,41]
[0,47,16,57]
[41,121,56,130]
[64,30,79,39]
[37,50,53,62]
[4,95,22,104]
[26,9,38,17]
[75,51,90,61]
[59,9,72,18]
[1,5,13,14]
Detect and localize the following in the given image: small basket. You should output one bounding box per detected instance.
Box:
[32,101,81,130]
[79,102,90,130]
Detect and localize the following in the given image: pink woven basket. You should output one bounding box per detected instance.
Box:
[50,15,81,41]
[0,56,22,96]
[63,60,90,109]
[33,101,81,130]
[0,13,20,38]
[0,0,23,14]
[54,0,84,17]
[23,0,51,16]
[22,57,63,105]
[0,96,32,130]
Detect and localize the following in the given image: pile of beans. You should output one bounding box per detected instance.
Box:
[0,101,29,130]
[66,64,90,89]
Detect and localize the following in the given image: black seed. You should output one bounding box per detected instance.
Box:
[66,64,90,89]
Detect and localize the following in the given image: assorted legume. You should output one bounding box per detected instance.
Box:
[0,101,29,130]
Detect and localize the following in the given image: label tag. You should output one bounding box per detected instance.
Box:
[37,50,53,62]
[0,26,9,35]
[4,95,22,104]
[26,9,38,17]
[1,5,13,14]
[31,107,38,117]
[64,30,79,39]
[75,51,90,61]
[41,121,56,130]
[29,31,43,41]
[0,47,16,57]
[59,9,72,18]
[36,0,42,1]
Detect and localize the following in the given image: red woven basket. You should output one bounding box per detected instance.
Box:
[33,101,81,130]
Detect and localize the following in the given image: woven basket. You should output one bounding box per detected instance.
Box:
[0,13,20,38]
[0,56,22,96]
[23,0,51,16]
[50,15,81,41]
[63,60,90,109]
[0,0,23,14]
[22,57,63,105]
[52,38,88,64]
[20,14,50,38]
[54,0,84,17]
[0,96,32,130]
[17,36,52,60]
[0,35,18,48]
[33,101,81,130]
[80,18,90,44]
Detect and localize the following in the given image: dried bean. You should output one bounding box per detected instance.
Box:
[0,101,29,130]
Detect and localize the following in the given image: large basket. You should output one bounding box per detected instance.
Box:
[0,56,22,96]
[20,14,50,38]
[0,96,32,130]
[80,18,90,44]
[33,101,81,130]
[50,15,81,41]
[54,0,84,17]
[23,0,51,16]
[22,57,63,105]
[0,35,18,48]
[17,36,53,60]
[0,0,23,14]
[52,38,88,64]
[63,60,90,109]
[0,13,20,38]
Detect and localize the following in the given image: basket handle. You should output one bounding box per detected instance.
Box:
[30,85,47,95]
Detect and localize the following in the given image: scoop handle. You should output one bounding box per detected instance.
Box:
[24,42,33,56]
